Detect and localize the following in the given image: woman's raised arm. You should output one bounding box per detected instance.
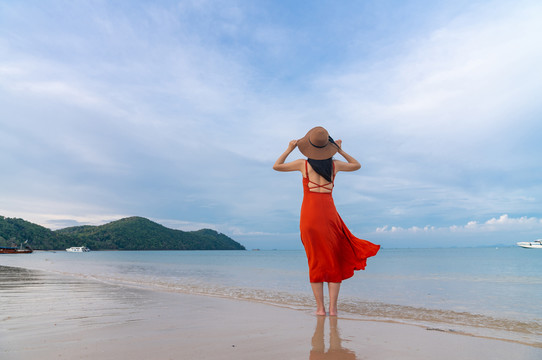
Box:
[333,140,361,172]
[273,140,304,172]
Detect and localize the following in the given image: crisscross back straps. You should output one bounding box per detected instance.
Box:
[305,160,334,192]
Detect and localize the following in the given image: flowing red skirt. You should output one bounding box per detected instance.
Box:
[300,178,380,283]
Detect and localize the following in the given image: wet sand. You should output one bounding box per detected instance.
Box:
[1,266,541,360]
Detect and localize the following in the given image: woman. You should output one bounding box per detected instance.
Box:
[273,126,380,316]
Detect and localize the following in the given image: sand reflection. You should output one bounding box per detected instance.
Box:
[310,316,359,360]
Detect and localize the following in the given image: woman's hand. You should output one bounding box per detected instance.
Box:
[335,139,342,149]
[288,139,298,150]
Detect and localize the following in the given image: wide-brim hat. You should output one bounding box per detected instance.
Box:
[297,126,339,160]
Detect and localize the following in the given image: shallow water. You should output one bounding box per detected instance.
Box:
[1,247,541,346]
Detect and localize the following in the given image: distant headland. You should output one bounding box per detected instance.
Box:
[0,215,245,251]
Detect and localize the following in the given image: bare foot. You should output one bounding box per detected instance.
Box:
[315,309,326,316]
[329,307,338,316]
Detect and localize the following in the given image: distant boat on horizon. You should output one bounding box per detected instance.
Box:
[0,241,33,254]
[517,239,542,249]
[66,246,90,252]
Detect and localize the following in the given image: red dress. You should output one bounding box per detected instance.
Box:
[300,161,380,283]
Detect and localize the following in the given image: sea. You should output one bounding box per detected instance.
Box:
[1,247,541,347]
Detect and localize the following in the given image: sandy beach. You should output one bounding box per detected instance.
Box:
[1,265,541,360]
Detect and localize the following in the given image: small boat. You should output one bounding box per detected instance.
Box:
[66,246,90,252]
[517,239,542,249]
[0,241,33,254]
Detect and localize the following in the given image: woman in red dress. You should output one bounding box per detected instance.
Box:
[273,126,380,316]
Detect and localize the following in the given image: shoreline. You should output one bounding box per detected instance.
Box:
[1,265,541,360]
[3,258,539,349]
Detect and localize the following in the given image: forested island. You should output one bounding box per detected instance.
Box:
[0,216,245,251]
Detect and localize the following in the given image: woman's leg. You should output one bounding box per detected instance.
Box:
[310,282,326,315]
[328,282,341,316]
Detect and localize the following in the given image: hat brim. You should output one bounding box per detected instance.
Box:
[297,127,339,160]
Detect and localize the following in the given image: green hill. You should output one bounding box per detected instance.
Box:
[0,216,245,251]
[0,216,72,249]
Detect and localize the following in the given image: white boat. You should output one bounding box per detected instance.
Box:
[66,246,90,252]
[517,239,542,249]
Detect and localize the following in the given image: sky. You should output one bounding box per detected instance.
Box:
[1,0,542,249]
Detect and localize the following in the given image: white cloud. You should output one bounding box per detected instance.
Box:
[376,214,542,235]
[316,1,542,153]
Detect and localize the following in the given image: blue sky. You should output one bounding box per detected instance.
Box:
[1,0,542,249]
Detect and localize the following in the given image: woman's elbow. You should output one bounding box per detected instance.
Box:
[349,162,361,171]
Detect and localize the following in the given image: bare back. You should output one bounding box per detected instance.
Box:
[303,160,335,193]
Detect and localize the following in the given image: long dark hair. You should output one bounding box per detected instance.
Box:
[308,158,333,182]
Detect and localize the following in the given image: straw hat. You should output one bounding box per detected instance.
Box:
[297,126,339,160]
